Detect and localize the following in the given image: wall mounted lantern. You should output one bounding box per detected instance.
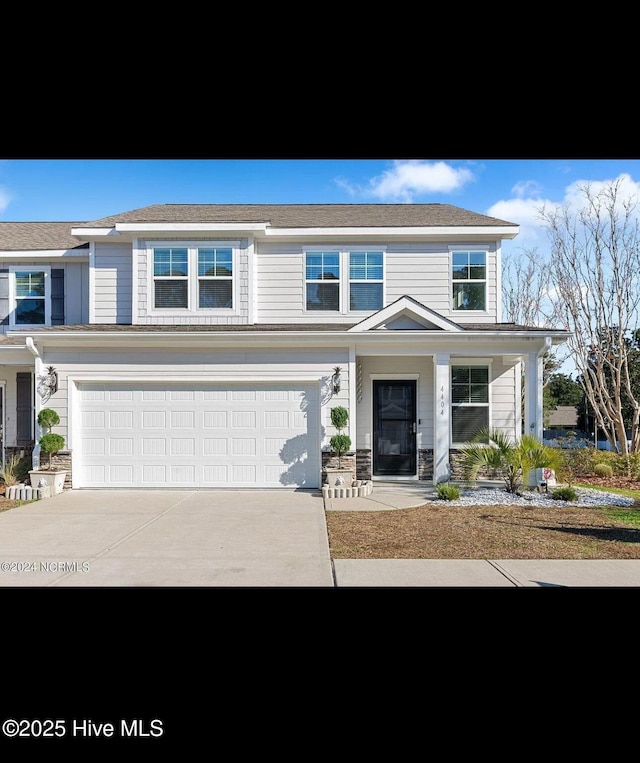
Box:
[331,366,342,395]
[37,366,58,403]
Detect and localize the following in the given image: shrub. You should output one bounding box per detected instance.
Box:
[1,453,22,487]
[39,433,65,470]
[436,483,460,501]
[551,486,578,502]
[37,407,60,431]
[593,463,614,478]
[459,429,560,494]
[329,406,351,468]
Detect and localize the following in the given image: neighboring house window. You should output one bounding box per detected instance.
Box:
[8,267,51,327]
[198,247,233,309]
[452,251,486,310]
[349,251,383,311]
[305,252,340,311]
[451,365,489,442]
[154,247,189,309]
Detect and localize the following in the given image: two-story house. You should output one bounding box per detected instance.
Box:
[0,203,570,490]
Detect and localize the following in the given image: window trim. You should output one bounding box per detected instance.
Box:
[348,250,385,313]
[450,359,492,447]
[449,247,488,313]
[303,246,386,314]
[148,241,239,316]
[303,249,341,313]
[9,265,51,328]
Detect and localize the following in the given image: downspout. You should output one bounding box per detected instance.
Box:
[26,337,42,469]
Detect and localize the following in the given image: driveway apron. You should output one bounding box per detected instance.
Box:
[0,489,334,587]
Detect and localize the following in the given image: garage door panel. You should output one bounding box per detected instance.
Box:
[77,383,320,488]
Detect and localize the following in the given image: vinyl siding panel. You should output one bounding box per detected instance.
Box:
[93,244,132,324]
[255,241,500,324]
[490,360,517,438]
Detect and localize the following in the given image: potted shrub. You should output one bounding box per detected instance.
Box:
[29,407,67,495]
[325,406,355,487]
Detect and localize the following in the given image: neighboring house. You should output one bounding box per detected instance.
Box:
[0,204,571,489]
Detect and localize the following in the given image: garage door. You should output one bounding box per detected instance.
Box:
[77,382,320,488]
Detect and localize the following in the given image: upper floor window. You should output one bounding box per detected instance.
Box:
[452,250,486,310]
[349,251,383,311]
[305,252,340,311]
[154,247,188,309]
[198,248,233,308]
[8,266,51,327]
[151,243,236,313]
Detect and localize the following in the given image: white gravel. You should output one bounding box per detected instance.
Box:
[445,487,635,508]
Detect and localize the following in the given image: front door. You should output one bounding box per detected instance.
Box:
[373,380,417,476]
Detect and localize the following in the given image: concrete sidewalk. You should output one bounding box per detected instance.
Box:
[326,482,640,587]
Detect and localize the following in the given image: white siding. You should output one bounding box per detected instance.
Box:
[93,244,132,324]
[490,359,517,438]
[256,241,501,324]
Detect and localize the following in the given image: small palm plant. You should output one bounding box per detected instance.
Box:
[459,428,560,495]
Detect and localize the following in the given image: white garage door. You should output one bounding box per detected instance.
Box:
[77,382,320,488]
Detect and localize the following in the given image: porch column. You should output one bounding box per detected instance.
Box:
[433,352,451,484]
[26,337,43,469]
[524,345,547,441]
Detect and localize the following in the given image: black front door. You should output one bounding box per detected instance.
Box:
[373,380,417,476]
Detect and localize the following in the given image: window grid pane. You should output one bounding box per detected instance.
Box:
[16,272,45,297]
[306,283,339,311]
[198,248,233,277]
[349,251,383,280]
[306,253,340,310]
[154,248,188,277]
[350,282,383,311]
[155,280,188,309]
[199,280,233,309]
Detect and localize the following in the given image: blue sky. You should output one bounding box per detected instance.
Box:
[3,159,640,254]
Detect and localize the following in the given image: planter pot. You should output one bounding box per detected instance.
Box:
[324,467,356,488]
[29,470,67,495]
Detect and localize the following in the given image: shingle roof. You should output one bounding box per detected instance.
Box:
[0,222,89,251]
[80,203,518,229]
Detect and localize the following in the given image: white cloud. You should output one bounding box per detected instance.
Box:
[492,172,640,253]
[511,179,542,198]
[335,160,476,202]
[487,197,554,250]
[0,187,11,214]
[563,172,640,213]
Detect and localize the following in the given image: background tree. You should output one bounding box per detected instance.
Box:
[546,373,584,406]
[502,247,562,429]
[540,178,640,454]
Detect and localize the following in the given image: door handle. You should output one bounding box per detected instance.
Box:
[413,422,417,434]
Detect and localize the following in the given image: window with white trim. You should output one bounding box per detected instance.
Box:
[9,267,51,327]
[349,251,383,311]
[452,250,486,310]
[198,247,233,308]
[150,243,237,313]
[451,365,489,442]
[305,251,340,311]
[154,247,189,309]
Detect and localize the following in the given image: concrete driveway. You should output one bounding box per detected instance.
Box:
[0,489,334,587]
